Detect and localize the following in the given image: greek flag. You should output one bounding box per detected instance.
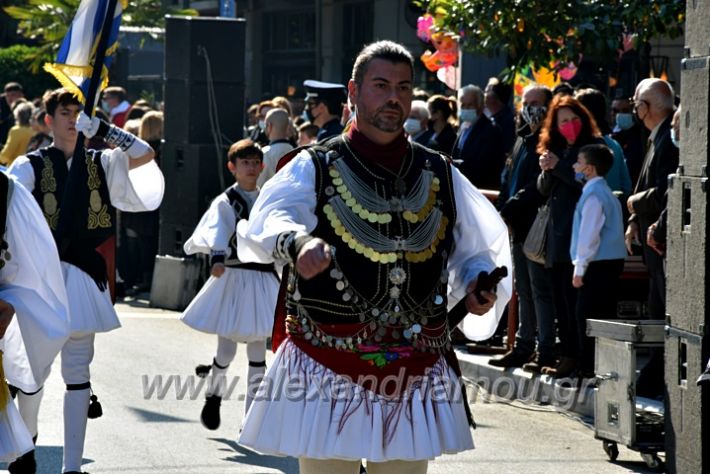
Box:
[43,0,127,104]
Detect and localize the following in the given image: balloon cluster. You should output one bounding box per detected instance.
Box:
[417,14,459,72]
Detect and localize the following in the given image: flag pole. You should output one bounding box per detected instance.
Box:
[58,0,119,253]
[78,0,119,125]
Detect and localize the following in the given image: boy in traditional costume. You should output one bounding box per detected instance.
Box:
[7,88,163,474]
[181,139,279,431]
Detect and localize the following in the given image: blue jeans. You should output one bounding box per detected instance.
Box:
[512,243,556,357]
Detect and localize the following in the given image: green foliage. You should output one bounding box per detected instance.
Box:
[0,44,57,98]
[415,0,685,81]
[3,0,197,73]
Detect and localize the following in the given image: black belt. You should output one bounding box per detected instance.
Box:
[226,261,278,279]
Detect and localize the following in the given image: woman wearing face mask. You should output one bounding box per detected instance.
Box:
[536,95,604,378]
[425,95,457,154]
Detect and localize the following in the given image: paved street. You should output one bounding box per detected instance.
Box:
[2,300,658,473]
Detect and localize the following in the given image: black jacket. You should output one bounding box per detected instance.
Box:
[628,115,679,238]
[499,129,545,243]
[427,123,456,155]
[537,137,604,265]
[451,114,505,190]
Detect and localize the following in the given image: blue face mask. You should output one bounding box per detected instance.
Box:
[671,128,679,148]
[615,113,634,131]
[575,171,587,184]
[459,108,478,124]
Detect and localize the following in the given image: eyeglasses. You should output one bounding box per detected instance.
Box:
[630,98,649,113]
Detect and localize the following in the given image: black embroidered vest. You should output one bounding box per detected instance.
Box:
[286,137,457,352]
[223,184,275,274]
[27,146,115,286]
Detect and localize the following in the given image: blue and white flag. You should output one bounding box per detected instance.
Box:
[43,0,127,105]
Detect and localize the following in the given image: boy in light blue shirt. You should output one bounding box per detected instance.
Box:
[570,144,627,377]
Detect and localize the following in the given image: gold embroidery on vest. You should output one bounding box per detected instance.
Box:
[86,154,111,229]
[40,156,60,229]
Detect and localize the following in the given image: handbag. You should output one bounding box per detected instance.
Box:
[523,203,550,265]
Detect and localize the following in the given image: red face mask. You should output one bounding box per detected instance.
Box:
[558,119,582,143]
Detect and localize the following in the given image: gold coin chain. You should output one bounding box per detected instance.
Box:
[323,203,449,264]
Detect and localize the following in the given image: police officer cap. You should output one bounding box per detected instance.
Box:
[304,80,346,103]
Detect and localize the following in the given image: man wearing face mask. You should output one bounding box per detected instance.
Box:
[248,101,274,147]
[611,93,647,186]
[101,86,131,129]
[451,84,505,190]
[625,78,679,320]
[303,80,347,141]
[491,84,557,370]
[404,100,434,146]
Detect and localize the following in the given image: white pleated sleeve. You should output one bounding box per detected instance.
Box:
[0,176,70,393]
[237,153,512,341]
[101,148,164,212]
[8,148,164,212]
[184,194,236,256]
[237,152,318,263]
[446,166,512,341]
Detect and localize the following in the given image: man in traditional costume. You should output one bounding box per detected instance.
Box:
[0,170,69,468]
[237,41,511,474]
[7,88,163,474]
[181,139,279,431]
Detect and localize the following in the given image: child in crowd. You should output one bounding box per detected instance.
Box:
[181,139,279,431]
[570,144,627,377]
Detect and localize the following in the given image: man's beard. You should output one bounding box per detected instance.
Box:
[365,103,404,132]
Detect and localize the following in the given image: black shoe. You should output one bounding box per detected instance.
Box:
[522,354,557,374]
[488,350,534,368]
[201,395,221,430]
[9,449,36,474]
[195,363,212,378]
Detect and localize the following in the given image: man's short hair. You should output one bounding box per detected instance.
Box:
[228,138,263,164]
[44,88,82,116]
[635,78,675,114]
[410,100,430,121]
[265,107,290,131]
[13,101,34,127]
[351,40,414,85]
[458,85,484,107]
[103,86,127,102]
[298,122,319,139]
[4,82,23,94]
[579,144,614,177]
[522,83,553,106]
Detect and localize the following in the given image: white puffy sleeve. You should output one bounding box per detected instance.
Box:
[6,156,35,192]
[0,176,70,392]
[183,194,236,256]
[446,166,513,341]
[237,152,318,263]
[101,148,164,212]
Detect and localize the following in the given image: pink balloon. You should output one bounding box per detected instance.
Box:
[417,14,434,42]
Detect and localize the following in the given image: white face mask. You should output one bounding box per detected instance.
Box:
[403,118,422,135]
[258,120,266,131]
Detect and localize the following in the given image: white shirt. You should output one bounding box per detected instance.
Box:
[572,176,605,277]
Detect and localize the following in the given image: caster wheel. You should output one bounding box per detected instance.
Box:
[603,440,619,461]
[641,452,664,471]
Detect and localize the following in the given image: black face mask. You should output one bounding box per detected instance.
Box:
[305,102,319,123]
